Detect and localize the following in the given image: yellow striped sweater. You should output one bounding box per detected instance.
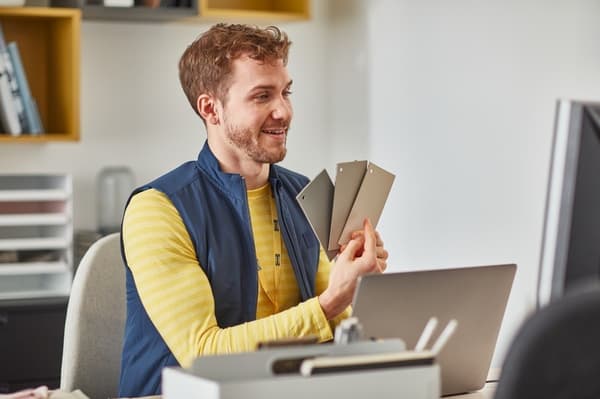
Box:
[122,185,349,368]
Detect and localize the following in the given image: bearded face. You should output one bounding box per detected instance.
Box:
[215,56,293,165]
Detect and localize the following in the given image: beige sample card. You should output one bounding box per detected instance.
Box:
[328,161,368,251]
[337,162,395,246]
[296,162,394,259]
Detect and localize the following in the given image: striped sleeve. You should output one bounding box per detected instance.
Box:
[314,247,353,328]
[122,189,335,368]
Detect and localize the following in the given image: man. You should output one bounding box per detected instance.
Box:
[118,23,388,397]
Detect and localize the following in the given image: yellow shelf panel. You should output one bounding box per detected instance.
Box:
[0,133,77,143]
[0,7,80,142]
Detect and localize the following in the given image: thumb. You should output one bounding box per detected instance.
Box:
[361,218,377,258]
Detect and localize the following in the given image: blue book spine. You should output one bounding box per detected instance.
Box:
[30,98,44,134]
[7,42,41,135]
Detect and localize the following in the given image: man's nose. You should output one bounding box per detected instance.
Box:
[271,97,292,121]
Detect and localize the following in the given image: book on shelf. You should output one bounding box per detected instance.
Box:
[0,58,21,135]
[173,0,191,8]
[0,250,18,263]
[103,0,135,7]
[131,0,190,8]
[30,98,44,134]
[0,23,26,135]
[7,42,43,135]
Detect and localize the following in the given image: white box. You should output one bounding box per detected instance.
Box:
[163,364,439,399]
[162,341,440,399]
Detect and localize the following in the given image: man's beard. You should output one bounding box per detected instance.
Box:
[225,122,288,164]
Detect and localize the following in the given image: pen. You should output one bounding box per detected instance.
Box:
[431,319,458,355]
[415,317,438,351]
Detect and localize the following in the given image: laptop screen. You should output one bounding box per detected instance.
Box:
[351,264,516,396]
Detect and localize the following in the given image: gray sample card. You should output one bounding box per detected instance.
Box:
[296,169,337,260]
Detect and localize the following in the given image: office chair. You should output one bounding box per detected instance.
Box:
[60,233,125,399]
[494,284,600,399]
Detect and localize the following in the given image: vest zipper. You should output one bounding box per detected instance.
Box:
[240,176,259,319]
[273,179,312,301]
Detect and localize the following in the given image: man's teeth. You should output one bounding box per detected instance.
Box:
[263,129,285,135]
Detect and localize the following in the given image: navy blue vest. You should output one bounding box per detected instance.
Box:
[118,142,320,397]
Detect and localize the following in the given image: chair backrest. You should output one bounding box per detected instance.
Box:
[60,233,125,399]
[494,284,600,399]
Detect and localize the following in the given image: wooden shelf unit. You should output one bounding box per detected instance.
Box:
[82,0,310,22]
[0,7,80,142]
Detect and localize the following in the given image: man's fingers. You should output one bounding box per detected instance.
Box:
[338,235,365,261]
[351,229,384,248]
[376,247,388,261]
[375,230,384,247]
[351,231,363,240]
[362,218,377,257]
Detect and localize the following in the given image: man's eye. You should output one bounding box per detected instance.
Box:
[283,90,293,97]
[256,93,270,101]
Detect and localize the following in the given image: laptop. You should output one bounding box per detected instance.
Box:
[351,263,516,396]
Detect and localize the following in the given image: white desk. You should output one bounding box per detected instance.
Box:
[447,367,499,398]
[451,382,496,399]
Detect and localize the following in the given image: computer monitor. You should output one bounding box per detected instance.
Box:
[537,99,600,307]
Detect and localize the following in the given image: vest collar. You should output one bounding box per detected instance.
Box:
[196,141,282,200]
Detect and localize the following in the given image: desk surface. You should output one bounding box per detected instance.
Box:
[121,383,496,399]
[121,369,500,399]
[450,382,496,399]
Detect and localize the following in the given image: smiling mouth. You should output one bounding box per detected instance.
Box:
[261,128,287,136]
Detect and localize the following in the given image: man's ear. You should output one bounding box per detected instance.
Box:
[197,94,220,125]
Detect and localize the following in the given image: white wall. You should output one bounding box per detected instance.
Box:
[0,1,332,230]
[349,0,600,365]
[326,0,370,172]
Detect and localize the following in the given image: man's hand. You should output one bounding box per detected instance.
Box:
[340,229,389,273]
[318,218,389,320]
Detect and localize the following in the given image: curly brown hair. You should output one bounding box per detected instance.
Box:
[179,23,292,119]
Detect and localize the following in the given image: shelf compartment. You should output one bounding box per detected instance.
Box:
[0,200,68,213]
[0,273,71,300]
[81,0,309,22]
[0,7,80,141]
[200,0,310,20]
[0,237,71,251]
[82,4,197,21]
[0,261,69,276]
[0,174,71,191]
[0,190,70,202]
[0,224,69,238]
[0,213,69,226]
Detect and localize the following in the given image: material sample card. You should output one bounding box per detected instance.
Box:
[337,162,395,247]
[328,161,368,251]
[297,161,395,259]
[296,170,337,260]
